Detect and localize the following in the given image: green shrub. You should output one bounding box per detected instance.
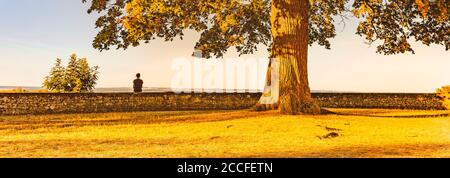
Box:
[437,86,450,110]
[43,54,99,93]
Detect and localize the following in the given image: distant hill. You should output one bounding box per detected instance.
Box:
[95,88,358,93]
[1,86,353,93]
[94,87,263,93]
[0,86,43,90]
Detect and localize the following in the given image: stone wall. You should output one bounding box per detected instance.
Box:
[313,93,446,110]
[0,93,261,115]
[0,92,446,115]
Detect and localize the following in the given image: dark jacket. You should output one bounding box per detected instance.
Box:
[133,79,143,93]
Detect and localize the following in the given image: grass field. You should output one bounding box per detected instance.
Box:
[1,109,449,158]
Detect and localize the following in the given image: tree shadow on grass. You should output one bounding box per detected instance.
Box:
[324,108,450,118]
[336,113,450,118]
[240,143,450,158]
[0,110,277,131]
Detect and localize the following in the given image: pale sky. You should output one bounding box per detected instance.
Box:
[0,0,449,93]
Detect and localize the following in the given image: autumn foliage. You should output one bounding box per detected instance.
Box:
[437,86,450,110]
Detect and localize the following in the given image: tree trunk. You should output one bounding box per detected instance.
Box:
[268,0,321,115]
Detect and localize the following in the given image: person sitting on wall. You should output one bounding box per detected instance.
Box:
[133,73,144,93]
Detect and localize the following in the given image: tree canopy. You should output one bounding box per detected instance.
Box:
[82,0,448,57]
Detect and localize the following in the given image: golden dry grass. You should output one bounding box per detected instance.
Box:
[0,109,449,158]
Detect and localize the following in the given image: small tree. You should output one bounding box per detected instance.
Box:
[43,54,99,93]
[78,58,100,92]
[65,54,80,92]
[43,58,66,92]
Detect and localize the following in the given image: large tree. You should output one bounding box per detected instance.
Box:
[82,0,449,114]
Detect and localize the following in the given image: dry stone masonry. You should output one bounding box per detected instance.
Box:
[0,93,445,115]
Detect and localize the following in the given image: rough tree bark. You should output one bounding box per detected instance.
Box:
[266,0,321,115]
